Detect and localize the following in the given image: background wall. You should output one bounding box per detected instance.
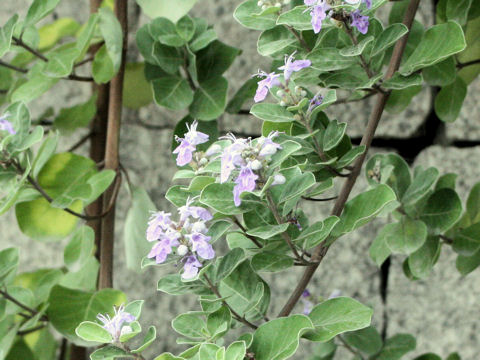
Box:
[1,1,479,359]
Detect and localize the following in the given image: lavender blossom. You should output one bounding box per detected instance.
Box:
[278,52,311,81]
[305,1,330,34]
[190,233,215,260]
[363,0,372,9]
[178,198,213,221]
[146,211,172,242]
[182,255,203,279]
[233,166,259,206]
[173,121,209,166]
[301,289,314,315]
[351,10,369,34]
[254,71,281,102]
[147,233,180,263]
[96,305,135,342]
[0,113,15,135]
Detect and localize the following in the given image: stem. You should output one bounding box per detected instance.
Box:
[203,274,258,330]
[17,324,46,336]
[0,60,28,73]
[302,196,338,202]
[13,36,48,62]
[67,132,93,152]
[98,0,128,289]
[343,22,374,79]
[277,0,421,318]
[0,289,48,321]
[457,58,480,69]
[285,26,311,52]
[232,217,263,248]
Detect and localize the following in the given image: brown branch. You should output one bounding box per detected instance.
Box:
[277,0,421,318]
[285,26,311,52]
[66,74,95,82]
[17,324,46,336]
[98,0,128,290]
[232,217,263,248]
[203,274,258,330]
[13,36,48,62]
[0,289,48,321]
[439,234,453,245]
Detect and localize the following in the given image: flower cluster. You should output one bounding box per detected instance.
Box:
[304,0,371,35]
[146,198,214,279]
[220,132,285,206]
[173,120,209,167]
[96,304,135,342]
[254,52,311,103]
[0,113,15,135]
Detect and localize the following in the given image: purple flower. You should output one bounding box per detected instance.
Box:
[184,120,209,146]
[190,233,215,260]
[328,289,342,299]
[148,233,180,264]
[178,198,213,222]
[278,52,311,81]
[351,10,369,34]
[363,0,372,9]
[173,140,196,166]
[220,136,248,183]
[304,0,317,5]
[310,1,330,34]
[146,211,172,242]
[182,255,202,279]
[308,94,324,112]
[0,113,15,135]
[254,71,281,103]
[302,289,311,298]
[233,166,259,206]
[96,304,135,342]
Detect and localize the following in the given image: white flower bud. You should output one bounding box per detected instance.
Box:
[262,4,268,10]
[205,144,222,157]
[259,144,278,157]
[257,137,266,146]
[294,86,302,94]
[272,174,286,186]
[250,159,263,171]
[257,0,263,6]
[191,221,207,234]
[276,89,284,97]
[280,100,286,106]
[177,244,188,256]
[283,0,290,4]
[301,90,307,97]
[275,2,281,7]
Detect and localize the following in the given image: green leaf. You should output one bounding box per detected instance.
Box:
[200,183,260,215]
[297,216,340,249]
[452,222,480,256]
[0,15,19,57]
[64,226,95,272]
[47,285,126,345]
[38,17,80,52]
[420,188,462,234]
[54,95,97,133]
[226,78,258,114]
[385,85,422,114]
[90,345,130,360]
[365,153,411,198]
[401,167,439,205]
[24,0,61,28]
[422,57,457,86]
[456,249,480,275]
[257,26,296,57]
[225,341,246,360]
[457,16,480,84]
[172,312,206,340]
[234,0,278,30]
[467,182,480,223]
[434,77,467,123]
[152,76,194,111]
[371,23,408,57]
[150,18,185,47]
[218,261,270,321]
[190,29,218,52]
[157,274,207,295]
[195,41,240,82]
[154,354,184,360]
[446,0,473,25]
[176,15,195,42]
[11,75,59,104]
[407,236,441,279]
[382,73,423,90]
[376,334,416,360]
[86,170,116,205]
[247,223,290,240]
[76,14,100,60]
[323,120,347,151]
[251,252,294,272]
[98,7,123,71]
[400,21,466,75]
[189,76,228,121]
[75,321,112,343]
[123,62,153,109]
[383,218,428,255]
[306,297,373,342]
[276,6,312,31]
[307,48,357,71]
[343,326,382,356]
[207,305,231,340]
[269,140,302,168]
[413,354,442,360]
[43,45,78,78]
[279,172,316,203]
[250,104,295,123]
[249,315,314,360]
[136,0,197,22]
[335,185,397,236]
[0,248,19,285]
[214,248,246,282]
[132,326,157,353]
[92,45,116,83]
[340,36,374,57]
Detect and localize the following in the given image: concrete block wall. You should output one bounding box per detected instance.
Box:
[1,1,479,359]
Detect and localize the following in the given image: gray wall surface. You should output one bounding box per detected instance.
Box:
[1,1,479,359]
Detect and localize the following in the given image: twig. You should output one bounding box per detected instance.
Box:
[99,0,128,290]
[0,289,48,321]
[13,36,48,62]
[67,131,93,152]
[74,56,95,68]
[285,26,311,52]
[302,196,338,202]
[17,324,46,336]
[277,0,421,318]
[0,60,28,73]
[439,234,453,245]
[203,274,258,330]
[457,58,480,69]
[58,339,68,360]
[342,21,374,79]
[232,217,263,248]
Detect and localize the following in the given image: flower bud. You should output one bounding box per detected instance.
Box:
[276,89,285,97]
[257,0,263,6]
[283,0,290,4]
[120,326,133,337]
[294,86,302,94]
[280,100,286,106]
[250,159,263,171]
[262,4,268,10]
[301,90,307,97]
[275,2,281,7]
[260,144,279,157]
[272,174,286,186]
[191,221,208,234]
[177,244,188,256]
